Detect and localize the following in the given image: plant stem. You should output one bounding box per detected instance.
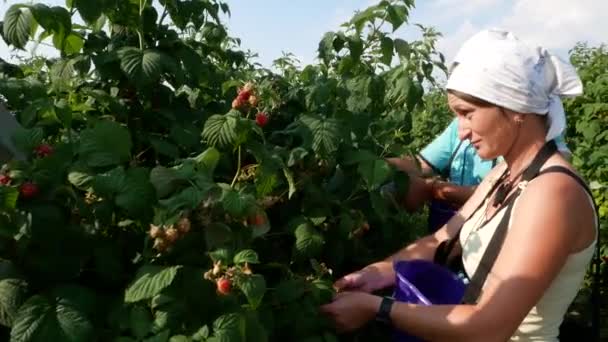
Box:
[230,145,242,188]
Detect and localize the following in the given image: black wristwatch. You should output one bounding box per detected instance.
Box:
[375,296,395,324]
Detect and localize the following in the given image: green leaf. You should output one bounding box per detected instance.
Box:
[192,147,220,176]
[10,291,94,342]
[380,36,394,65]
[212,313,245,341]
[73,0,103,24]
[150,166,181,199]
[287,147,309,167]
[117,47,165,86]
[358,159,391,190]
[130,305,152,340]
[169,336,191,342]
[202,113,239,148]
[233,250,259,265]
[347,35,363,61]
[386,4,408,32]
[145,330,170,342]
[283,168,297,199]
[11,127,43,155]
[30,5,71,36]
[0,262,28,327]
[394,39,411,58]
[3,5,34,50]
[150,137,179,158]
[68,171,94,190]
[300,115,340,156]
[125,265,181,303]
[0,187,19,210]
[294,223,324,259]
[208,249,232,265]
[62,33,84,55]
[239,275,266,309]
[115,168,157,219]
[93,167,126,198]
[204,223,233,249]
[317,32,335,64]
[79,121,132,167]
[221,187,255,217]
[406,80,424,110]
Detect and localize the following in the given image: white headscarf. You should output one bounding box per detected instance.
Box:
[446,29,583,141]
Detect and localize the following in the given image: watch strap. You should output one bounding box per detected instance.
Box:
[376,296,394,324]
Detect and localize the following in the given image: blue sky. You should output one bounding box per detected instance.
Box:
[1,0,607,68]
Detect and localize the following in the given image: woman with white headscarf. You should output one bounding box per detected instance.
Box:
[320,29,598,341]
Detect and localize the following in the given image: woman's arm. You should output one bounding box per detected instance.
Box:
[333,165,507,292]
[324,169,596,341]
[428,179,477,207]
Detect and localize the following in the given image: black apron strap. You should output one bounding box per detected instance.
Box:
[462,140,559,304]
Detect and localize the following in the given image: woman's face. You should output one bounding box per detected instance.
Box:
[447,93,519,159]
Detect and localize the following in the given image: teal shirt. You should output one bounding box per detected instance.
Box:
[419,119,570,186]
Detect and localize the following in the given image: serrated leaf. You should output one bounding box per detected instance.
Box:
[208,249,232,265]
[380,36,394,65]
[115,168,157,219]
[0,187,19,210]
[287,148,308,167]
[386,4,408,32]
[394,39,410,58]
[3,5,33,50]
[283,168,297,199]
[118,47,165,86]
[300,115,340,156]
[11,127,43,155]
[125,265,181,303]
[68,171,94,190]
[79,121,132,167]
[358,159,391,190]
[145,330,170,342]
[193,147,220,176]
[239,275,266,309]
[93,167,126,198]
[233,250,259,265]
[294,223,324,259]
[0,262,28,327]
[150,166,181,199]
[212,313,244,341]
[10,289,95,342]
[202,113,239,148]
[73,0,103,24]
[221,188,255,217]
[192,325,209,341]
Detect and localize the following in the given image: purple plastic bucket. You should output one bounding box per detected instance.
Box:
[392,260,466,342]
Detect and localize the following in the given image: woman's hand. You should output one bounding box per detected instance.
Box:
[401,176,434,212]
[320,291,381,333]
[333,261,395,293]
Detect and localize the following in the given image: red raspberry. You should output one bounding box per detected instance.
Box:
[0,175,10,185]
[255,112,269,127]
[237,89,252,101]
[20,182,39,199]
[34,144,53,158]
[216,277,231,295]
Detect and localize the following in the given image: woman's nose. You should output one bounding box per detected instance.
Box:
[457,118,471,141]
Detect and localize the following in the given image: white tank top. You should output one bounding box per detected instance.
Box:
[459,178,597,341]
